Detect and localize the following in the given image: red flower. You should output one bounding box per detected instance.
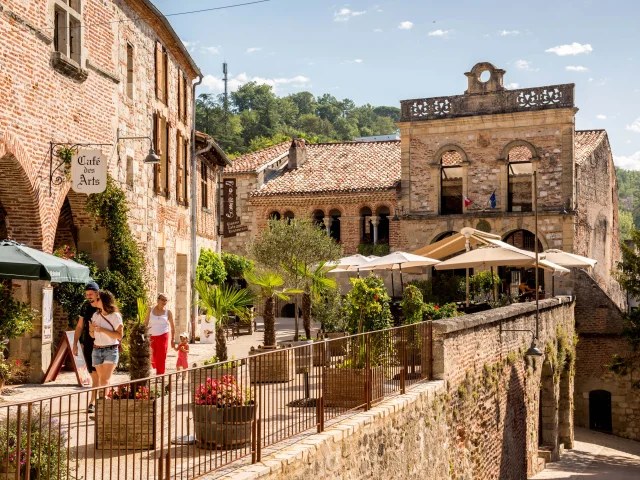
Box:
[435,306,440,310]
[14,360,20,367]
[374,295,379,301]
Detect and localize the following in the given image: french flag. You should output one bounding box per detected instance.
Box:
[463,194,472,207]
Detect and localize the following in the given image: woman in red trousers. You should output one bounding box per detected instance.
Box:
[145,293,175,375]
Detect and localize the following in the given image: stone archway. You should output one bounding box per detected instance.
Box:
[538,359,559,458]
[0,133,45,249]
[589,390,612,432]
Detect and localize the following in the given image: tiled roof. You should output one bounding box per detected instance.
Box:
[575,130,607,165]
[507,145,533,162]
[224,142,290,173]
[253,140,401,196]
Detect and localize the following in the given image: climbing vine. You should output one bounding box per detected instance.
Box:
[85,174,148,320]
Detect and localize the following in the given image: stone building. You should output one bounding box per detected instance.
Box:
[0,1,227,379]
[222,62,634,440]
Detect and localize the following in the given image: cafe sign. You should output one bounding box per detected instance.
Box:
[71,149,106,194]
[222,178,248,237]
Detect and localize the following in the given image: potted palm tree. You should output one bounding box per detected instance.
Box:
[245,271,301,383]
[96,299,168,451]
[193,374,254,449]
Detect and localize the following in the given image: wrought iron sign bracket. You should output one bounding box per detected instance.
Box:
[49,141,113,196]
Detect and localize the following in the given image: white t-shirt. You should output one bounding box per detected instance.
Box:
[91,311,123,346]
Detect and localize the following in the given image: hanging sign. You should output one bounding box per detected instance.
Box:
[71,149,107,194]
[222,178,248,237]
[42,287,53,345]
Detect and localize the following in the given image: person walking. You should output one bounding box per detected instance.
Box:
[145,293,175,375]
[72,282,100,413]
[89,290,123,392]
[173,332,190,379]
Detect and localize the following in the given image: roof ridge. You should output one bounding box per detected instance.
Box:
[308,139,401,146]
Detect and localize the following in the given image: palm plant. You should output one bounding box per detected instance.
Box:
[129,298,151,381]
[195,281,253,361]
[245,271,302,347]
[297,262,337,339]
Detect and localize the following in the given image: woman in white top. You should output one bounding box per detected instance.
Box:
[89,290,123,390]
[145,293,175,375]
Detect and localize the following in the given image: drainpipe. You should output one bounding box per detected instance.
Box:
[190,76,203,343]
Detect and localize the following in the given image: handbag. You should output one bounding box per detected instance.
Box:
[98,312,124,353]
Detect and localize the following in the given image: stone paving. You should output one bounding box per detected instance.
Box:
[531,427,640,479]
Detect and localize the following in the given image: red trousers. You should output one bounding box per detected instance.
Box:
[150,333,169,375]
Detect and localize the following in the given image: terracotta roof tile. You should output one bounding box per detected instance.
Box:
[575,130,607,165]
[253,140,401,196]
[507,145,533,162]
[224,142,290,173]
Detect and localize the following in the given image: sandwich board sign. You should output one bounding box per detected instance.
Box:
[43,331,92,387]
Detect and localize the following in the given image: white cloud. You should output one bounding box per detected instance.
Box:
[505,82,520,89]
[181,40,198,53]
[342,59,364,64]
[596,114,607,120]
[246,47,262,53]
[201,46,221,55]
[515,59,536,71]
[545,42,593,56]
[202,73,311,94]
[334,8,366,22]
[626,118,640,133]
[499,30,520,36]
[565,65,588,72]
[588,78,594,82]
[374,28,383,33]
[614,152,640,170]
[428,29,453,37]
[398,21,413,30]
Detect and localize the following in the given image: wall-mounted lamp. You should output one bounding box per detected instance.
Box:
[392,206,405,221]
[116,128,160,164]
[499,324,543,357]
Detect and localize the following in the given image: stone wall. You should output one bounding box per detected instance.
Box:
[573,269,639,440]
[211,299,576,480]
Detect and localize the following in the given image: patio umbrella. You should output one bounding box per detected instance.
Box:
[326,254,373,277]
[0,240,92,283]
[359,252,440,297]
[542,249,596,295]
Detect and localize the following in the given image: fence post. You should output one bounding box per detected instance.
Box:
[317,341,325,433]
[24,403,32,480]
[165,376,172,479]
[365,335,371,411]
[256,355,262,463]
[400,328,406,395]
[428,322,433,380]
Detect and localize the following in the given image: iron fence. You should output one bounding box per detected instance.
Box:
[0,321,432,479]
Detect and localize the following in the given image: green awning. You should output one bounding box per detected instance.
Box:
[0,240,92,283]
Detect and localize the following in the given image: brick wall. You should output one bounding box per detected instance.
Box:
[573,269,638,440]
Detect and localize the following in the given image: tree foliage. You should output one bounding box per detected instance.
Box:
[0,283,36,340]
[616,167,640,234]
[344,274,392,334]
[196,83,400,156]
[221,252,254,279]
[196,248,227,285]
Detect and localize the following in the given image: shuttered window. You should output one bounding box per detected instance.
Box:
[155,42,168,104]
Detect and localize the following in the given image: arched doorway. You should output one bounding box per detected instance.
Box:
[329,208,341,242]
[538,360,557,447]
[360,207,373,244]
[502,229,545,295]
[376,206,390,244]
[312,209,325,230]
[269,211,281,221]
[589,390,612,432]
[283,211,294,222]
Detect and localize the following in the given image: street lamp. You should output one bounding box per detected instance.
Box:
[116,128,160,164]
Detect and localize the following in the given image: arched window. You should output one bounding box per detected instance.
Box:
[507,146,533,212]
[283,211,294,222]
[502,229,545,293]
[440,150,464,215]
[589,390,612,432]
[360,207,373,243]
[503,229,542,252]
[376,206,390,244]
[432,231,457,243]
[329,208,341,242]
[312,209,325,230]
[269,211,281,221]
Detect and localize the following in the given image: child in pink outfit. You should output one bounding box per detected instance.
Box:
[173,333,189,378]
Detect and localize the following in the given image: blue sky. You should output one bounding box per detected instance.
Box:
[154,0,640,170]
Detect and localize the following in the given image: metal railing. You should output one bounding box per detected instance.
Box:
[0,322,432,479]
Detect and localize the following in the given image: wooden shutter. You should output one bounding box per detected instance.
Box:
[183,138,189,201]
[176,132,183,202]
[163,120,170,197]
[163,49,169,106]
[153,113,161,194]
[178,74,184,120]
[155,42,164,102]
[182,74,188,122]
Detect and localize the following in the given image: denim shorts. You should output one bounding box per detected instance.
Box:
[92,345,119,366]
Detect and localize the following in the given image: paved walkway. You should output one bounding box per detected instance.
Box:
[531,428,640,479]
[0,316,318,404]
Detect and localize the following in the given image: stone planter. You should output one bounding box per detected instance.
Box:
[194,405,255,449]
[95,396,168,450]
[249,347,294,383]
[189,366,239,396]
[325,332,348,357]
[324,366,384,409]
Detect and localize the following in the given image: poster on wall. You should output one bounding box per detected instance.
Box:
[222,178,248,237]
[200,316,216,344]
[42,287,53,345]
[71,149,107,194]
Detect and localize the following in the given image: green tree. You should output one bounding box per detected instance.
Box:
[245,271,301,346]
[195,281,253,361]
[196,248,227,285]
[221,252,255,280]
[610,229,640,387]
[296,262,337,339]
[400,284,424,325]
[344,274,392,334]
[620,209,635,241]
[287,91,317,116]
[373,106,401,122]
[248,218,342,340]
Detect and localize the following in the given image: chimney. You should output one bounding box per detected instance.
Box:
[288,138,307,169]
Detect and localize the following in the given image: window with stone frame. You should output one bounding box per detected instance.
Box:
[201,162,209,210]
[178,71,188,123]
[155,41,168,104]
[440,151,464,215]
[507,146,533,212]
[126,43,134,100]
[176,132,189,205]
[53,0,83,65]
